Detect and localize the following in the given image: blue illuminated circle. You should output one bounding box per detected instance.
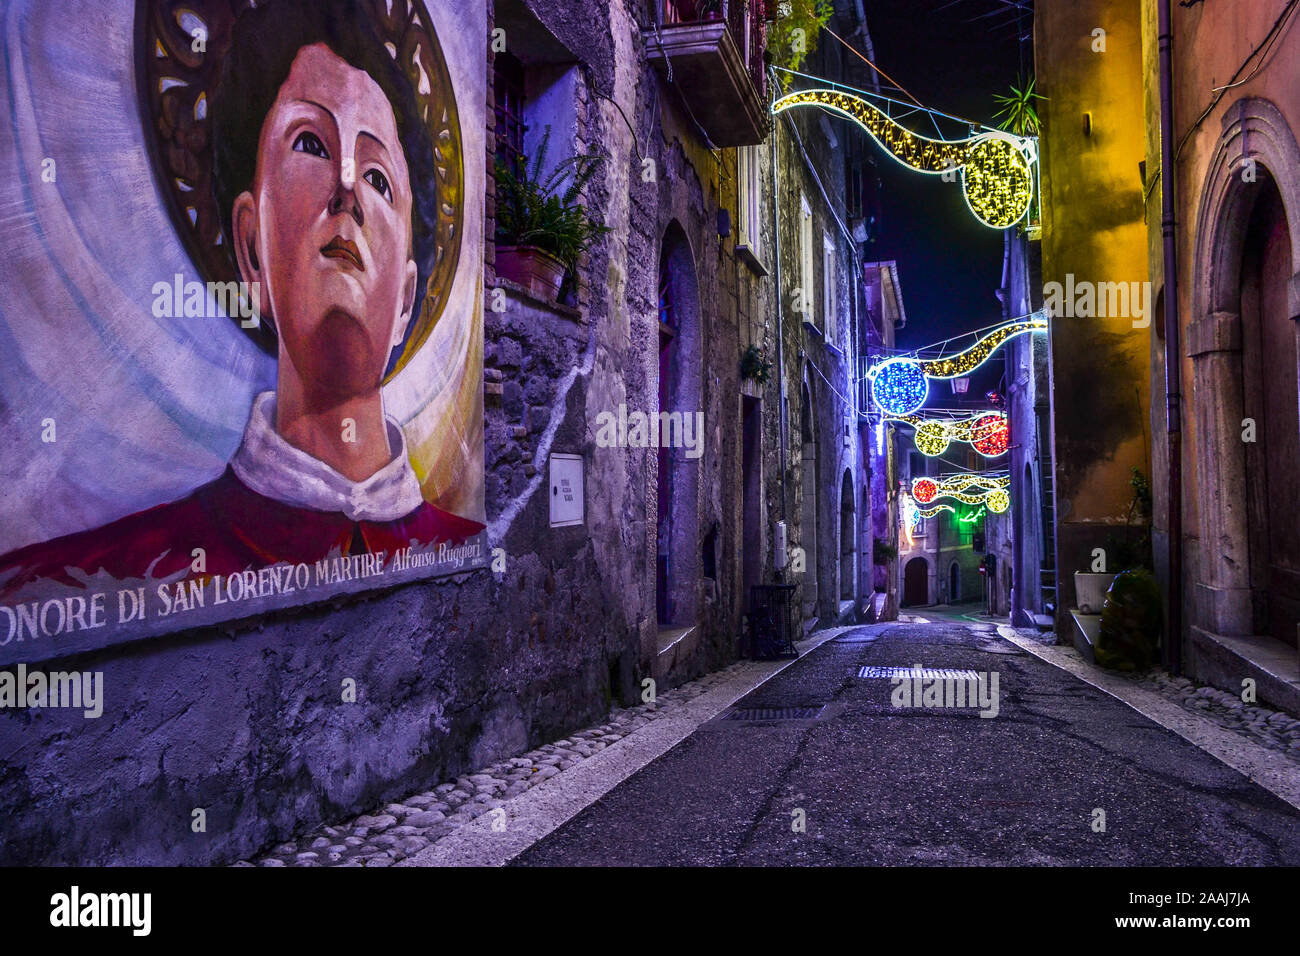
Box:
[871,358,929,415]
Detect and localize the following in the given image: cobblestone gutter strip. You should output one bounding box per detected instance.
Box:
[244,626,860,868]
[998,625,1300,813]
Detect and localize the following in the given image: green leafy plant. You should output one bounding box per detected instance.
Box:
[992,75,1044,138]
[1105,467,1153,572]
[494,125,609,270]
[767,0,834,87]
[873,537,897,566]
[1095,568,1162,672]
[740,344,773,384]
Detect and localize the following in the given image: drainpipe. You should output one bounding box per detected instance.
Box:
[769,87,788,524]
[1158,0,1183,674]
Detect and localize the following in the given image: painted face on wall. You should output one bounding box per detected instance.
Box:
[232,42,419,403]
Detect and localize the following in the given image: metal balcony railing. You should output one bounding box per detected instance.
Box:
[654,0,766,101]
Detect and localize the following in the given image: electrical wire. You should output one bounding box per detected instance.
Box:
[771,66,990,136]
[1174,0,1299,162]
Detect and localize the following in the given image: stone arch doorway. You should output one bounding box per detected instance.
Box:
[1190,97,1300,646]
[903,557,928,607]
[1240,173,1299,644]
[839,469,855,602]
[655,222,701,628]
[800,377,818,621]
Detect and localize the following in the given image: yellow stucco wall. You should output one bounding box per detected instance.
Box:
[1036,0,1153,594]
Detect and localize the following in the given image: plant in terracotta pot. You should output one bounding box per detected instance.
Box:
[740,344,772,384]
[495,126,609,301]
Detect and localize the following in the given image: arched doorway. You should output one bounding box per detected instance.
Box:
[839,469,855,602]
[1239,173,1299,645]
[656,224,700,628]
[903,557,928,606]
[949,561,961,603]
[800,378,818,620]
[1189,97,1300,647]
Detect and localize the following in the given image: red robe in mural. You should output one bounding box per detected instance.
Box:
[0,392,485,600]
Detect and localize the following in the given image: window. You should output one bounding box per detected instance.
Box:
[737,145,764,269]
[798,194,814,326]
[493,50,526,181]
[823,234,837,346]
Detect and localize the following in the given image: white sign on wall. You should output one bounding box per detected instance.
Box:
[549,454,584,528]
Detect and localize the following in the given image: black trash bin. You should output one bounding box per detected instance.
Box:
[746,584,799,659]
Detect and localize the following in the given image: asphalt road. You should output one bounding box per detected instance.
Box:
[513,619,1300,865]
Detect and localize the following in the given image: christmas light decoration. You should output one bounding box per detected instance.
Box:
[911,477,939,504]
[771,88,1037,229]
[902,495,953,546]
[958,506,987,524]
[869,318,1048,415]
[892,411,1008,458]
[913,420,950,456]
[870,357,930,417]
[927,473,1009,496]
[916,504,955,520]
[911,475,1009,510]
[969,414,1009,457]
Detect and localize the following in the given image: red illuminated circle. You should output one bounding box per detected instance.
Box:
[912,478,939,504]
[971,414,1009,456]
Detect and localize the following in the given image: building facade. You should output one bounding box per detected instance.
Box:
[1139,0,1300,711]
[0,0,894,864]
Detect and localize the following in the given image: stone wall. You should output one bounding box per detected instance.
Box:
[0,0,767,865]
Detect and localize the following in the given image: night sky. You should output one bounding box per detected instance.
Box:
[858,0,1030,388]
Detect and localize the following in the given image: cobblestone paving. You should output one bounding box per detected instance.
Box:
[1127,668,1300,765]
[241,663,748,867]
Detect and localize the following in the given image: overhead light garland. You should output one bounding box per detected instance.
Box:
[868,316,1048,416]
[902,495,954,546]
[968,414,1009,457]
[891,412,1008,457]
[911,474,1010,511]
[771,88,1037,229]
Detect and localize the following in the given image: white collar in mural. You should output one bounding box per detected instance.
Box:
[231,391,424,522]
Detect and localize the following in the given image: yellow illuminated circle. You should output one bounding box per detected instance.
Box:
[913,421,950,456]
[987,489,1010,513]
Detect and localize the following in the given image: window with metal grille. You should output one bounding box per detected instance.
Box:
[493,51,526,181]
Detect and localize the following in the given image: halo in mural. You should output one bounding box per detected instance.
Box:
[134,0,463,380]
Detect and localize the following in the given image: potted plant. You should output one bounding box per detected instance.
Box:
[1095,568,1162,671]
[495,126,609,301]
[767,0,834,88]
[739,344,772,384]
[695,0,724,21]
[992,74,1044,138]
[1076,468,1152,614]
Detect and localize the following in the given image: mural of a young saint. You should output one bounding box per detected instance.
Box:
[0,0,483,602]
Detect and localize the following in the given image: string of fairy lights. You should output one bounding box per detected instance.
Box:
[770,87,1037,229]
[769,68,1046,543]
[868,315,1048,417]
[889,411,1009,457]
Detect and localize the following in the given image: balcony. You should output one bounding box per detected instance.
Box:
[644,0,769,147]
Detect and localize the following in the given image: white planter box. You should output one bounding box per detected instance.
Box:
[1074,572,1116,615]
